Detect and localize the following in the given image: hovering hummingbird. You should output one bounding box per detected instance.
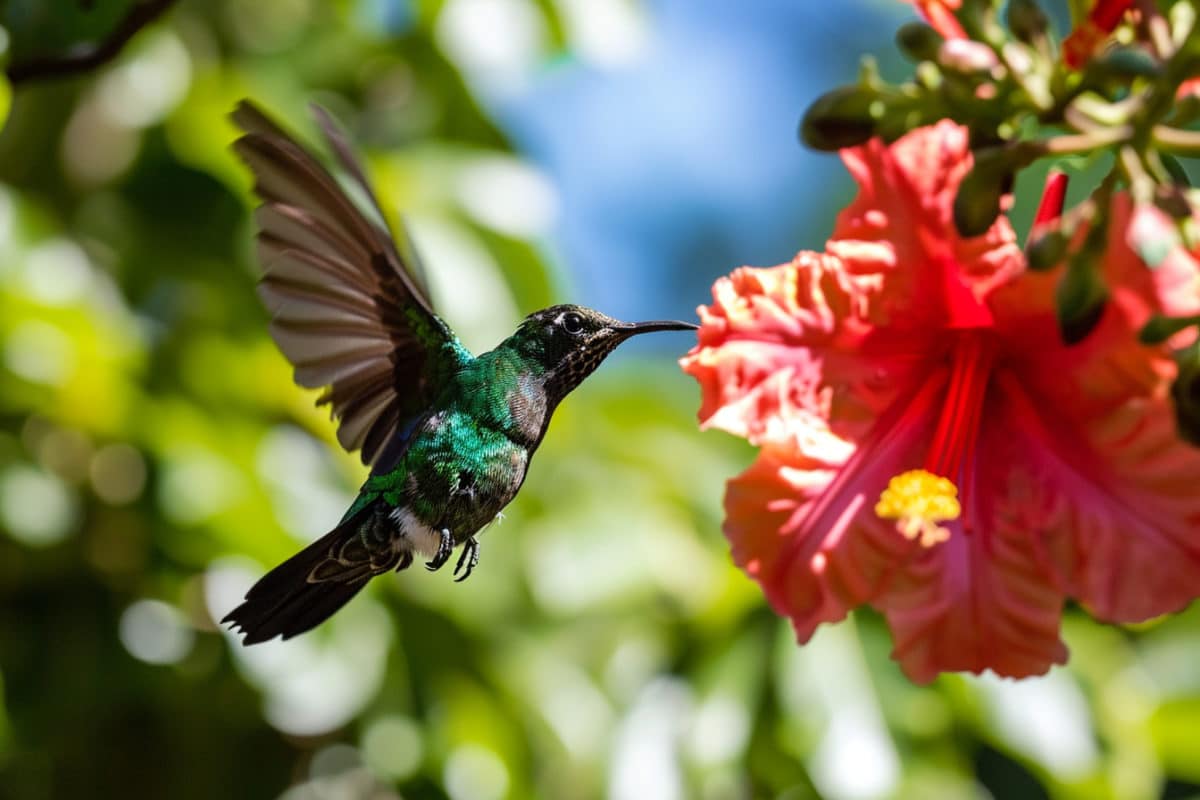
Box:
[222,100,696,643]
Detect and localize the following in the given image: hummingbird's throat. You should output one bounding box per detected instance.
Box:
[874,332,995,547]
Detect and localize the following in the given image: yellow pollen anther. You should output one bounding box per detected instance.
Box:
[875,469,961,548]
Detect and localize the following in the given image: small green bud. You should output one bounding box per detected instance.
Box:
[1006,0,1049,43]
[799,85,879,151]
[896,22,944,63]
[1025,227,1068,270]
[915,60,943,90]
[1172,343,1200,446]
[858,55,883,88]
[1139,314,1200,345]
[954,176,1005,237]
[1055,255,1109,345]
[1089,47,1163,79]
[953,150,1014,237]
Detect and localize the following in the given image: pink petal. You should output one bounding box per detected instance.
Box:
[878,518,1069,683]
[992,195,1200,421]
[682,123,1024,449]
[841,380,1069,682]
[725,448,854,637]
[872,396,1087,683]
[995,371,1200,622]
[986,193,1200,622]
[724,340,1078,683]
[725,371,950,644]
[832,121,1024,319]
[905,0,967,39]
[1125,201,1200,333]
[680,255,928,448]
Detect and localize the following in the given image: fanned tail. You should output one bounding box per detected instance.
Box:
[222,506,411,644]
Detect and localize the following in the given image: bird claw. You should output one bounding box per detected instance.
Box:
[454,537,480,582]
[425,529,453,571]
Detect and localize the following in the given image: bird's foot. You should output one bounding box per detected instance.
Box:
[425,529,453,571]
[454,537,480,583]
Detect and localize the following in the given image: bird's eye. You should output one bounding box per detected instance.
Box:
[562,312,585,335]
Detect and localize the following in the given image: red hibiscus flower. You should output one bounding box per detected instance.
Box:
[681,121,1200,682]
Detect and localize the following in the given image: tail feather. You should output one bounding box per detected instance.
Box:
[223,513,385,644]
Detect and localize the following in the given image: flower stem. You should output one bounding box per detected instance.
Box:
[1152,124,1200,154]
[1134,0,1176,60]
[1119,146,1157,204]
[1043,126,1133,155]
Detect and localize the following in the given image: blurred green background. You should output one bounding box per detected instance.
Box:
[2,1,1200,799]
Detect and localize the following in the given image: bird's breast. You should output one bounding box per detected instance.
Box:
[400,414,530,539]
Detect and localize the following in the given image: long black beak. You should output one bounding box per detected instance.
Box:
[616,319,699,338]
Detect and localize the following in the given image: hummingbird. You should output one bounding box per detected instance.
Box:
[222,100,696,643]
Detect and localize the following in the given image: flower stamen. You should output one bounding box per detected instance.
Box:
[876,332,996,544]
[875,469,960,547]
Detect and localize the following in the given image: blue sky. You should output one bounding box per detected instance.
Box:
[492,0,911,328]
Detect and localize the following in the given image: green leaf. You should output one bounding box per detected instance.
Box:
[1159,153,1191,187]
[1055,256,1109,345]
[1139,314,1200,345]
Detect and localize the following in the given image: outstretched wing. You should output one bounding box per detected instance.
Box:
[308,104,434,296]
[231,100,470,469]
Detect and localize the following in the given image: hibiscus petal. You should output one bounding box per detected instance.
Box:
[1125,201,1200,327]
[852,387,1073,683]
[996,371,1200,623]
[993,195,1200,421]
[725,448,852,637]
[680,254,917,447]
[724,373,949,645]
[831,121,1024,327]
[681,123,1024,451]
[879,523,1069,683]
[985,193,1200,622]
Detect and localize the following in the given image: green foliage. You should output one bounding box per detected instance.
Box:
[3,2,1200,800]
[0,76,9,132]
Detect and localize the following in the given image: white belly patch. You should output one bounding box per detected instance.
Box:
[388,507,443,556]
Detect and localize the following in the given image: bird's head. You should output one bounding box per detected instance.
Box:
[511,304,696,398]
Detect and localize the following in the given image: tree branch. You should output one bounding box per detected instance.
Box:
[6,0,180,86]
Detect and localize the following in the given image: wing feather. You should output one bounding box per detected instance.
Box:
[308,104,435,299]
[232,99,470,469]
